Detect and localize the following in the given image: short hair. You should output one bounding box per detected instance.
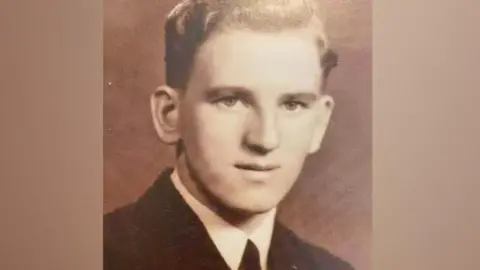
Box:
[164,0,338,90]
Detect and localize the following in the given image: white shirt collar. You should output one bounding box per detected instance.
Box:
[171,169,276,270]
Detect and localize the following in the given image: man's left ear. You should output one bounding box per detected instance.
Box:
[308,95,334,154]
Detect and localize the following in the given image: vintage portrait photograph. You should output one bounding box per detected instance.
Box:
[103,0,371,269]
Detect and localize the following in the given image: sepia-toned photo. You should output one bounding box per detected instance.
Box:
[103,0,371,269]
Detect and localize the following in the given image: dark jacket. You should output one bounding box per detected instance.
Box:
[104,169,354,270]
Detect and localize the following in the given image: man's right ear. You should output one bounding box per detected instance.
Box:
[150,85,181,144]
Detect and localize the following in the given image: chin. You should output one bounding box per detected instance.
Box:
[224,196,280,215]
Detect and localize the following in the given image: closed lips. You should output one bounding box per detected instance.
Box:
[234,163,279,171]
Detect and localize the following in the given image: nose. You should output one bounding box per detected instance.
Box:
[243,110,280,154]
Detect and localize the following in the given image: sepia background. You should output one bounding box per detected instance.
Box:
[103,0,372,269]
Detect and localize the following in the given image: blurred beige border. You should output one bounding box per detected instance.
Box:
[1,1,480,270]
[1,1,103,269]
[373,1,480,269]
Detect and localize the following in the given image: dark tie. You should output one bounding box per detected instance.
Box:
[239,239,261,270]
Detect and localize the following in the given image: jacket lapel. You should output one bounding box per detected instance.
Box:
[268,223,301,270]
[131,169,231,270]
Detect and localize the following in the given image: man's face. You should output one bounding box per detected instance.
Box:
[178,29,332,214]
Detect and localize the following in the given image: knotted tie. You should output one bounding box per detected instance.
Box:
[239,239,261,270]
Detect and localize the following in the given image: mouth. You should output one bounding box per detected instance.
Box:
[234,162,280,172]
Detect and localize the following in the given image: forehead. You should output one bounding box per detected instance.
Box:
[192,29,322,93]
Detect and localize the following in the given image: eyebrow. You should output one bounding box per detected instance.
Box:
[281,93,318,102]
[204,86,319,101]
[204,86,253,100]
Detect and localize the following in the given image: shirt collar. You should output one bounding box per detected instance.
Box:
[171,168,276,270]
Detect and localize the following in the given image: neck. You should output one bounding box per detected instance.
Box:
[176,153,273,235]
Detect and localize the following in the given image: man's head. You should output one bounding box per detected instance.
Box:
[151,0,338,217]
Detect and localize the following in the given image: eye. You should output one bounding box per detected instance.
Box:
[213,96,247,110]
[283,101,308,111]
[219,97,239,107]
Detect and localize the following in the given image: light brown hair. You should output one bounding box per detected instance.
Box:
[164,0,338,90]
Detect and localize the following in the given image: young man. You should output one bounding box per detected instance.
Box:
[104,0,352,269]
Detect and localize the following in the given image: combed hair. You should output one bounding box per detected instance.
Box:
[164,0,338,90]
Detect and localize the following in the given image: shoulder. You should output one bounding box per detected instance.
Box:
[103,204,140,270]
[305,241,354,270]
[104,203,137,246]
[103,169,174,249]
[277,224,355,270]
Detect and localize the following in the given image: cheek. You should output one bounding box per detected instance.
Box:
[280,116,317,151]
[189,106,245,153]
